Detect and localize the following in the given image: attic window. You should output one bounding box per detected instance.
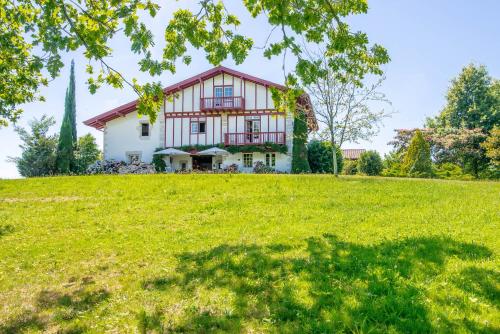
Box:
[141,123,150,137]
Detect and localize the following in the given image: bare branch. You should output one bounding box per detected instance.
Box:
[302,45,392,149]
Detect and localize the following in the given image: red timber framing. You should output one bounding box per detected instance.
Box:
[163,98,166,146]
[224,132,286,146]
[83,66,318,145]
[201,96,244,112]
[181,90,184,146]
[172,93,175,147]
[164,111,284,119]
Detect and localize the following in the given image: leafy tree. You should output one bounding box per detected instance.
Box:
[427,64,499,132]
[482,126,500,167]
[307,140,343,174]
[357,151,383,176]
[391,65,498,179]
[389,128,488,176]
[292,110,311,173]
[8,115,58,177]
[56,113,74,173]
[388,129,433,154]
[0,0,388,126]
[402,130,433,178]
[431,128,488,176]
[74,134,101,173]
[303,47,391,175]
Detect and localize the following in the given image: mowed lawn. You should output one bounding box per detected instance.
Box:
[0,175,498,333]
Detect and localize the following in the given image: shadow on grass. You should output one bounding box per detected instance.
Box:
[142,235,494,333]
[0,279,109,334]
[0,224,14,238]
[452,267,499,308]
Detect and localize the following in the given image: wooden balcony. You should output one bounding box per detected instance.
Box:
[224,132,286,146]
[200,96,244,112]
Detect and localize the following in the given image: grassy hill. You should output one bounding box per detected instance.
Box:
[0,175,498,333]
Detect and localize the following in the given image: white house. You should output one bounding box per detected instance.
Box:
[84,66,317,173]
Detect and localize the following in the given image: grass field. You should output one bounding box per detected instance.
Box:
[0,175,498,333]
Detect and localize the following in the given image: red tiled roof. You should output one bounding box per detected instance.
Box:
[163,66,286,95]
[342,149,366,160]
[83,66,288,130]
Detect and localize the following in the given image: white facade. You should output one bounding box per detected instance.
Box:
[103,110,163,163]
[86,67,307,173]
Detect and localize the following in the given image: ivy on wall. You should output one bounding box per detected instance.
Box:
[153,147,167,171]
[291,110,311,173]
[176,143,288,154]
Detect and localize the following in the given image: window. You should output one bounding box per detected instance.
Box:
[243,153,253,168]
[214,86,233,107]
[191,120,206,134]
[215,87,223,97]
[141,123,150,137]
[245,116,261,143]
[266,153,276,167]
[224,86,233,97]
[128,153,140,163]
[191,122,198,134]
[215,86,233,97]
[199,122,206,133]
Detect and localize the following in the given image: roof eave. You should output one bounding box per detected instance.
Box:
[83,66,289,129]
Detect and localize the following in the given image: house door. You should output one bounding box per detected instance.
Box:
[192,156,213,171]
[245,117,260,143]
[214,87,223,107]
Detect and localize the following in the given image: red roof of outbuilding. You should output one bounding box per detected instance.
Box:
[342,149,366,160]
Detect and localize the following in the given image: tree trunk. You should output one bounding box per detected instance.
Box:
[331,133,338,176]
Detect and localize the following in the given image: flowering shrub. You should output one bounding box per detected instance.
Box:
[253,161,275,174]
[224,164,239,173]
[86,160,125,174]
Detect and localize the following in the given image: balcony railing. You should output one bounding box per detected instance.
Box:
[201,96,244,112]
[224,132,286,146]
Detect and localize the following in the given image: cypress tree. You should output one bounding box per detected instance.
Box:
[56,113,73,173]
[291,110,311,173]
[402,130,433,177]
[67,60,77,144]
[56,61,77,173]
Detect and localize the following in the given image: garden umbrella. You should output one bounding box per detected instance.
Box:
[153,148,190,156]
[196,147,230,156]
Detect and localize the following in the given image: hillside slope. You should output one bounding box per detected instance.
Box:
[0,175,498,333]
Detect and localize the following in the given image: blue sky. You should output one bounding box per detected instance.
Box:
[1,0,499,178]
